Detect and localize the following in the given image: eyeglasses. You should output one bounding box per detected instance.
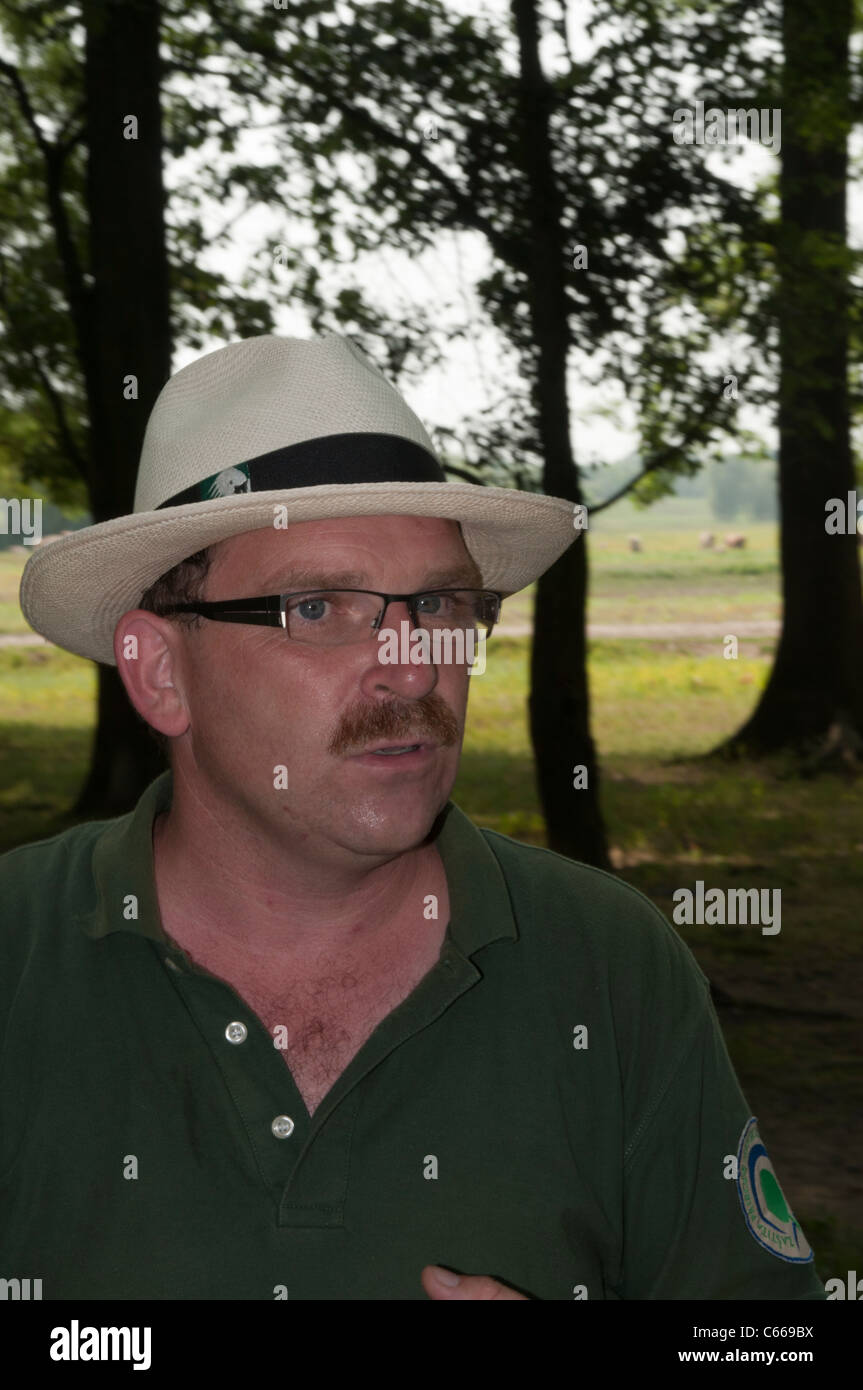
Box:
[160,589,503,647]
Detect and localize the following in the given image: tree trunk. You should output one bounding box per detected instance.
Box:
[75,0,172,814]
[512,0,611,868]
[720,0,863,758]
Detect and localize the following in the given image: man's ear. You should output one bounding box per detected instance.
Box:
[113,610,190,741]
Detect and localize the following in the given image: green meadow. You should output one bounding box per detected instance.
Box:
[0,524,860,1281]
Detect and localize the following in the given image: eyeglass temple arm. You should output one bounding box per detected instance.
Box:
[163,598,284,627]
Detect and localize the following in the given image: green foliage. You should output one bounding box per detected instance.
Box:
[0,0,848,522]
[0,1,278,508]
[169,0,785,493]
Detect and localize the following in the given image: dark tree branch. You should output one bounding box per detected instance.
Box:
[197,2,524,272]
[0,56,52,155]
[0,253,88,482]
[442,462,490,484]
[56,97,86,151]
[0,58,90,356]
[589,404,725,514]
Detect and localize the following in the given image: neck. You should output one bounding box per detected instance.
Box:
[151,778,448,973]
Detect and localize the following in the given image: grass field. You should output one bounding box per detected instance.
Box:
[1,525,860,1283]
[498,519,780,631]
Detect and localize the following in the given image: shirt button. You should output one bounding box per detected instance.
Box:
[271,1115,295,1139]
[225,1021,248,1044]
[165,956,182,973]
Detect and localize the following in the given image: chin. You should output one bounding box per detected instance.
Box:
[341,793,443,855]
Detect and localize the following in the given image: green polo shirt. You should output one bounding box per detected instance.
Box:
[0,771,826,1301]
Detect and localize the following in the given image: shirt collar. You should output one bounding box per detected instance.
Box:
[76,771,518,957]
[75,770,173,946]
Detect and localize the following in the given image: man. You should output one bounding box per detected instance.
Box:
[4,334,825,1300]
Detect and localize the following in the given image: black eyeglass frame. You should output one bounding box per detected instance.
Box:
[159,588,504,642]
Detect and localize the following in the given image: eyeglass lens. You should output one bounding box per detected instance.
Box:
[282,591,498,645]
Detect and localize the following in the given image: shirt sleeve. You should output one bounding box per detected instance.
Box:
[617,993,827,1300]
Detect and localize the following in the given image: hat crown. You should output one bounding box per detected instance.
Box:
[133,334,438,513]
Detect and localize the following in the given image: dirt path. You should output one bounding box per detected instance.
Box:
[495,619,780,639]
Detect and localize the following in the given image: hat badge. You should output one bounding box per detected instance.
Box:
[206,464,251,499]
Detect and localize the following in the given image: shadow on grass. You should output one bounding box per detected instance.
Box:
[451,748,545,841]
[0,722,98,854]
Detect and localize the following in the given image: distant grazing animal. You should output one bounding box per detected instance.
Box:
[699,532,715,549]
[628,535,642,552]
[724,532,746,549]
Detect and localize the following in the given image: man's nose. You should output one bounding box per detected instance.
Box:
[360,599,439,699]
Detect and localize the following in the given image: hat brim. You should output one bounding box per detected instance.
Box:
[19,482,581,666]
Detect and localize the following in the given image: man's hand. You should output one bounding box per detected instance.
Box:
[422,1264,529,1300]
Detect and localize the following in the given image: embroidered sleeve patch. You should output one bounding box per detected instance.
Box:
[736,1116,813,1263]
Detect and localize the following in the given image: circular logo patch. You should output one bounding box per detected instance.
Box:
[736,1117,812,1263]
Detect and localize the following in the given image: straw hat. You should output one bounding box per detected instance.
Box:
[19,333,580,666]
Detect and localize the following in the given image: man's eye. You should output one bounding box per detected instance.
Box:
[293,597,330,621]
[416,594,443,615]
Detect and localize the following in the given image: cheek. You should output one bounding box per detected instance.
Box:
[184,635,270,730]
[441,664,471,710]
[197,642,340,750]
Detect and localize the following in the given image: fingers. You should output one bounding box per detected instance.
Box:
[422,1264,529,1300]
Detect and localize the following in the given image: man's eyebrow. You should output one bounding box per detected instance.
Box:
[270,568,485,591]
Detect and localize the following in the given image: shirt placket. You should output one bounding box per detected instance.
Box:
[160,947,318,1201]
[157,938,483,1230]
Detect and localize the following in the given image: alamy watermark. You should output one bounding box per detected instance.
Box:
[825,1271,863,1299]
[0,1275,42,1299]
[376,619,486,675]
[50,1321,151,1370]
[0,497,42,545]
[825,492,863,535]
[672,882,781,935]
[672,100,781,154]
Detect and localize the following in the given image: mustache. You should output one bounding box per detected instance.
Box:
[328,692,461,756]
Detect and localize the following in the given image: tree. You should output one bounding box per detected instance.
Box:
[77,0,175,810]
[508,0,602,864]
[723,0,863,756]
[0,0,172,809]
[0,0,274,812]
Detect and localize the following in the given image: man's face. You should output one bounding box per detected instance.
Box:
[167,514,482,863]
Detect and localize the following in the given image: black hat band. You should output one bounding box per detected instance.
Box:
[155,432,446,509]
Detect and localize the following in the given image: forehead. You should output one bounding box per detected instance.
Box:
[205,514,481,589]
